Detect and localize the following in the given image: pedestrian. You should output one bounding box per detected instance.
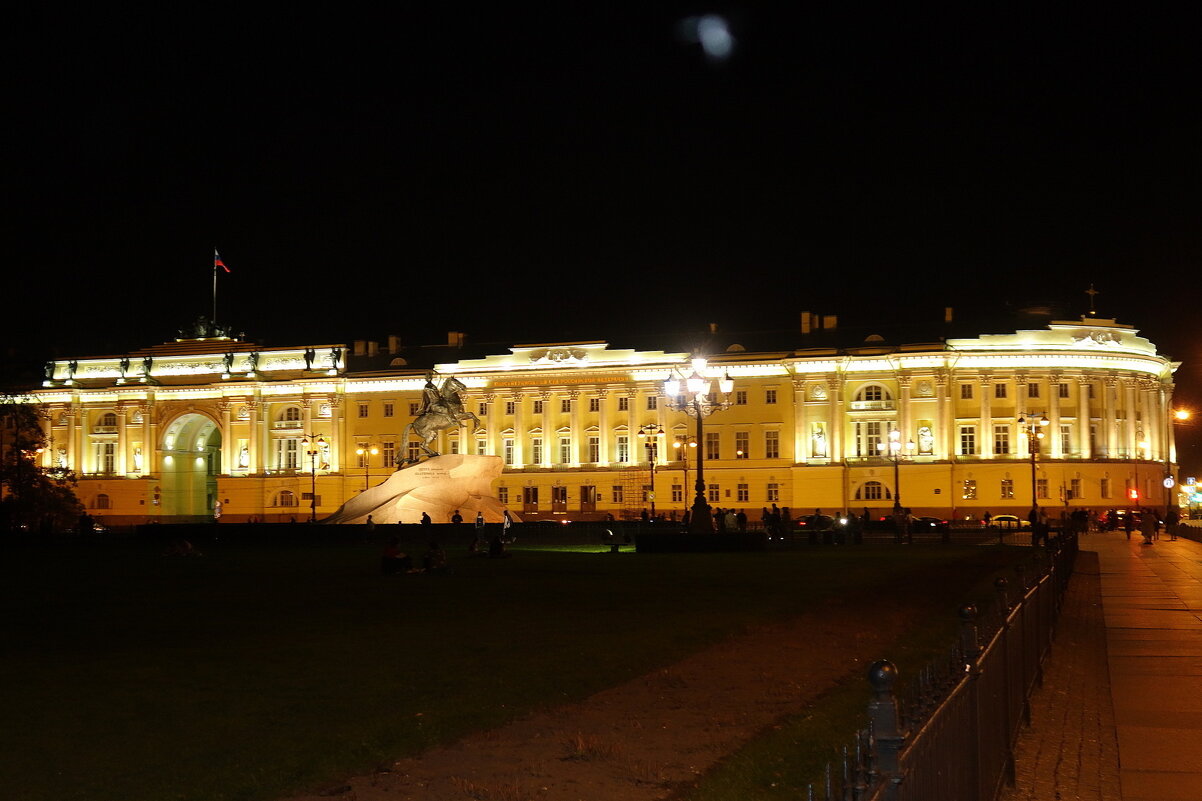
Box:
[502,508,513,542]
[982,510,993,529]
[1124,512,1135,540]
[1139,510,1156,545]
[1166,506,1181,541]
[421,511,432,528]
[451,510,463,526]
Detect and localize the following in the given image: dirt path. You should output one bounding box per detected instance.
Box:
[284,597,929,801]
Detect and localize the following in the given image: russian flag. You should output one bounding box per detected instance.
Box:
[214,249,230,273]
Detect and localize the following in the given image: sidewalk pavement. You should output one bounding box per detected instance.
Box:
[1002,532,1202,801]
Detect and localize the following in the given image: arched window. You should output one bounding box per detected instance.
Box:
[854,481,892,501]
[94,493,111,509]
[855,385,891,403]
[99,412,117,427]
[282,407,301,422]
[274,490,297,507]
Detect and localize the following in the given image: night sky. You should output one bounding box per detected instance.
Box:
[9,7,1202,460]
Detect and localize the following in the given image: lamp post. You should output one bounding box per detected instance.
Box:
[876,428,915,512]
[300,433,326,523]
[663,355,735,534]
[637,423,664,519]
[672,435,697,514]
[1165,408,1190,515]
[1018,412,1050,517]
[355,442,379,492]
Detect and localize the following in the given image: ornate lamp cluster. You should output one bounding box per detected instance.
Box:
[876,428,915,512]
[1017,412,1050,513]
[662,355,736,533]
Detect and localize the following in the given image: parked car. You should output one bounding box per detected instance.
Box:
[796,514,834,531]
[912,516,948,531]
[990,514,1028,529]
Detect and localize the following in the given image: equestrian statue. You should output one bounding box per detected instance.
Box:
[400,372,481,463]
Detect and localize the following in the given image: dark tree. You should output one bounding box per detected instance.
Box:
[0,398,83,534]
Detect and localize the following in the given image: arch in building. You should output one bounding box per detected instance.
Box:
[159,411,223,520]
[854,480,892,501]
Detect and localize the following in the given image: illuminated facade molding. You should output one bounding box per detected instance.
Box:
[22,317,1182,523]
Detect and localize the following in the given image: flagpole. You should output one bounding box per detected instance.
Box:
[212,255,218,324]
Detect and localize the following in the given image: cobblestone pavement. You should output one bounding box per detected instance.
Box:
[1000,548,1123,801]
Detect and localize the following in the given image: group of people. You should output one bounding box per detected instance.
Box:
[380,537,449,575]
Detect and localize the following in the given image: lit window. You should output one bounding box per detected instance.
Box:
[962,479,977,500]
[765,430,779,459]
[735,432,749,459]
[960,384,974,400]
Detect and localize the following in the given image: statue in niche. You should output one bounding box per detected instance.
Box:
[246,352,259,373]
[318,439,331,471]
[918,425,934,454]
[811,424,828,457]
[303,348,316,370]
[119,357,131,378]
[132,447,143,472]
[222,353,235,374]
[56,448,68,469]
[239,445,250,468]
[142,356,154,376]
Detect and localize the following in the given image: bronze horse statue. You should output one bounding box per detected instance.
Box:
[400,375,480,462]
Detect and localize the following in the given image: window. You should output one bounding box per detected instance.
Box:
[533,400,544,414]
[612,485,624,503]
[359,403,369,418]
[765,431,780,459]
[1100,478,1111,499]
[98,412,117,427]
[1037,478,1049,499]
[559,437,571,464]
[765,389,778,404]
[1001,479,1014,499]
[497,487,509,505]
[587,436,600,463]
[735,390,748,405]
[641,484,651,502]
[408,402,420,416]
[503,439,514,465]
[767,482,780,502]
[962,479,977,500]
[382,441,395,467]
[707,484,720,502]
[1028,383,1040,398]
[531,437,543,464]
[383,402,394,418]
[407,441,422,462]
[994,425,1010,455]
[618,397,630,412]
[561,398,572,413]
[960,384,974,399]
[275,438,299,470]
[959,426,976,456]
[735,431,749,459]
[94,493,111,510]
[476,440,487,456]
[1088,384,1096,399]
[858,481,885,501]
[478,403,488,417]
[705,432,720,460]
[995,383,1007,399]
[589,397,600,412]
[737,483,749,502]
[616,435,629,463]
[1060,424,1073,455]
[449,439,460,455]
[357,448,371,468]
[274,490,297,507]
[857,421,883,457]
[1070,478,1082,500]
[1058,383,1070,398]
[506,400,516,415]
[94,442,115,474]
[282,406,302,424]
[646,395,658,410]
[672,484,683,503]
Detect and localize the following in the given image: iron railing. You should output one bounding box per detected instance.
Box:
[807,534,1077,800]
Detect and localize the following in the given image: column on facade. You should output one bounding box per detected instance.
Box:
[247,399,261,473]
[473,393,490,458]
[1102,375,1118,457]
[72,401,84,474]
[654,388,667,466]
[511,392,525,466]
[1145,379,1163,463]
[1077,376,1092,459]
[330,396,343,473]
[116,405,129,474]
[568,389,582,464]
[143,400,156,475]
[792,378,807,462]
[897,374,912,447]
[541,391,553,467]
[1047,374,1062,458]
[1123,378,1139,458]
[625,389,638,465]
[826,377,842,461]
[596,389,609,464]
[219,401,233,474]
[978,375,993,459]
[934,373,949,459]
[1162,381,1175,464]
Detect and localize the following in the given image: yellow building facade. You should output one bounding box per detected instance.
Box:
[23,316,1181,525]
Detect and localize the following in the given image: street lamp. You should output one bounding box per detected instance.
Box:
[1165,408,1191,515]
[663,355,735,534]
[300,434,326,523]
[637,424,664,519]
[1017,412,1050,517]
[876,428,915,512]
[672,435,697,512]
[355,442,379,492]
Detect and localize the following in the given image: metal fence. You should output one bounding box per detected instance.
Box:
[808,534,1078,800]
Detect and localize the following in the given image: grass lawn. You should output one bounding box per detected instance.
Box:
[2,537,1027,801]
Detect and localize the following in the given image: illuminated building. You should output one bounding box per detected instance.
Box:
[21,314,1181,524]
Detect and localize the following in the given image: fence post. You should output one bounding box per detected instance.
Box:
[867,659,906,793]
[959,603,981,662]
